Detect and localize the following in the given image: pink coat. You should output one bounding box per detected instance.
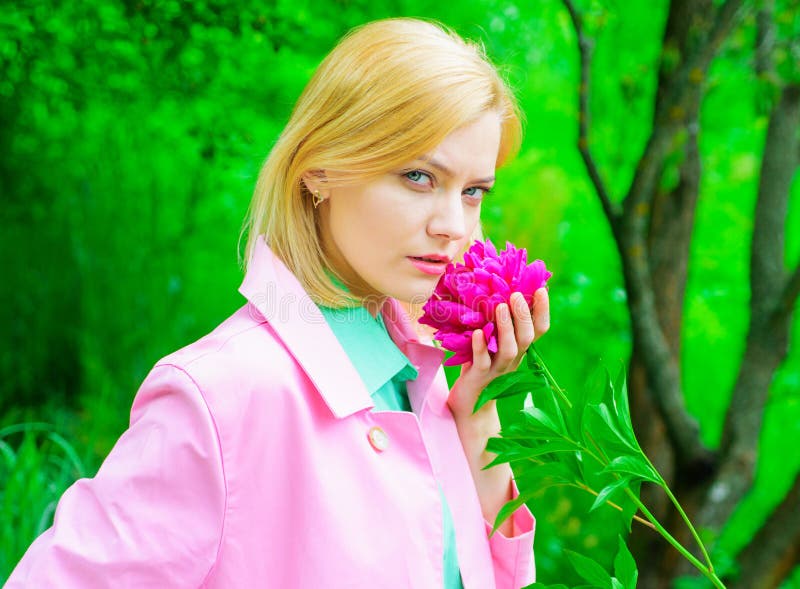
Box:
[6,237,536,588]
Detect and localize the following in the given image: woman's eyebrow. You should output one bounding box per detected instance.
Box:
[415,156,496,184]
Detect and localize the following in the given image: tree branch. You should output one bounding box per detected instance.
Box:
[561,0,620,234]
[621,248,714,469]
[755,0,775,76]
[700,0,747,68]
[750,83,800,320]
[623,0,747,221]
[771,261,800,329]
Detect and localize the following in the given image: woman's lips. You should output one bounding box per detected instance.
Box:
[407,256,448,275]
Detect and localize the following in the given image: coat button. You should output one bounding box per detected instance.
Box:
[367,426,389,452]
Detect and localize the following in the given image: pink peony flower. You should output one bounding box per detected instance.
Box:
[419,239,552,366]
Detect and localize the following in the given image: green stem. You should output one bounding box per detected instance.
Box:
[583,430,612,467]
[637,451,716,573]
[662,478,716,572]
[574,481,656,531]
[625,489,726,589]
[528,346,572,409]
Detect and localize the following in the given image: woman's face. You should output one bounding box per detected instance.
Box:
[317,111,502,313]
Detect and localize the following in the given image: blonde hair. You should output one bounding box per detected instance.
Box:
[242,17,522,308]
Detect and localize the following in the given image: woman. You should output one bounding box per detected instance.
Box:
[6,18,549,589]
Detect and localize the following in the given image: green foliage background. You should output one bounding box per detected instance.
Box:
[1,0,798,585]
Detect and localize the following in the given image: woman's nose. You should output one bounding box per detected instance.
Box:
[427,190,468,241]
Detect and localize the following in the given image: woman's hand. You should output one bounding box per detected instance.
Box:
[447,287,550,421]
[447,286,549,536]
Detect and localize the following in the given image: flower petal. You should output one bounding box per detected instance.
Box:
[419,239,551,356]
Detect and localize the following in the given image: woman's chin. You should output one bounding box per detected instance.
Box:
[394,283,437,307]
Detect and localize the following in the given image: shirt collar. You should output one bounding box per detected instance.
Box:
[319,271,447,416]
[318,297,419,397]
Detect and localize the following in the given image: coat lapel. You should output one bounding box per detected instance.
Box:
[238,237,374,418]
[380,297,447,418]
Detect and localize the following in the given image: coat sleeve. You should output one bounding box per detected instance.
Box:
[483,479,536,589]
[4,364,226,589]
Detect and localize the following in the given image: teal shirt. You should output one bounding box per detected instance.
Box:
[319,301,464,589]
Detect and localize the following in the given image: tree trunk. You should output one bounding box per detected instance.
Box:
[627,2,714,582]
[698,83,800,533]
[729,472,800,589]
[559,2,800,586]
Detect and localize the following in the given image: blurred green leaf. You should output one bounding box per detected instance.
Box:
[0,424,87,575]
[517,461,578,489]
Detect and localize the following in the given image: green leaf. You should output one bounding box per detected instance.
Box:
[527,346,574,412]
[587,403,637,453]
[589,476,633,512]
[524,344,541,371]
[517,461,577,489]
[490,493,528,536]
[521,406,564,437]
[612,365,631,421]
[584,363,611,406]
[45,431,85,476]
[503,419,565,444]
[483,438,578,469]
[560,365,589,440]
[572,431,608,488]
[474,369,548,413]
[613,535,638,589]
[602,455,661,484]
[565,550,613,589]
[610,366,639,448]
[0,439,16,468]
[532,382,569,437]
[622,480,643,533]
[595,403,632,445]
[485,436,523,454]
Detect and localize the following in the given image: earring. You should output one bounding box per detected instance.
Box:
[313,190,325,208]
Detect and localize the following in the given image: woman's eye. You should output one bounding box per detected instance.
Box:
[463,186,490,201]
[404,170,433,186]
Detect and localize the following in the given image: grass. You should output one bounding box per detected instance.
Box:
[0,423,87,582]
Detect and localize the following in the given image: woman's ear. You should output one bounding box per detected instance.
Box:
[301,170,328,197]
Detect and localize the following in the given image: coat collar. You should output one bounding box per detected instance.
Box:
[381,298,447,417]
[239,236,447,419]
